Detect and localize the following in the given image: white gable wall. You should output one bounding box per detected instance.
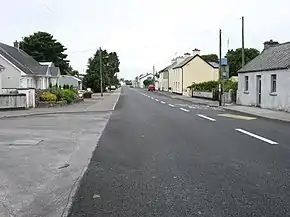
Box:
[237,69,290,111]
[0,54,21,88]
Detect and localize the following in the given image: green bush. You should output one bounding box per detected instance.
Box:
[62,89,76,103]
[223,79,238,92]
[49,87,64,101]
[188,81,219,91]
[40,92,57,102]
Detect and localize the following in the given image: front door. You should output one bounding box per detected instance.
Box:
[256,75,261,107]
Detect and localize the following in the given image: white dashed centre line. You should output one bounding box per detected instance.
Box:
[180,108,190,112]
[160,101,166,104]
[197,114,216,122]
[168,104,175,107]
[155,99,159,102]
[235,128,278,145]
[150,97,154,100]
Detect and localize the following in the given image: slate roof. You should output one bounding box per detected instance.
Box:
[172,54,219,69]
[49,67,60,77]
[0,42,48,75]
[238,42,290,73]
[159,61,178,73]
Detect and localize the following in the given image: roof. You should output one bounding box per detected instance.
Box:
[39,62,54,67]
[139,73,152,80]
[60,75,82,81]
[0,42,48,75]
[238,42,290,73]
[159,61,178,73]
[50,67,60,77]
[173,54,219,69]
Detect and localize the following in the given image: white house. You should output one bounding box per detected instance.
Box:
[0,41,60,90]
[237,40,290,111]
[158,61,177,91]
[138,73,152,88]
[59,75,83,90]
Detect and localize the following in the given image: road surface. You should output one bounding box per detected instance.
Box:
[68,87,290,217]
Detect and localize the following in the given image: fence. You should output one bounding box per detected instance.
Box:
[0,88,35,108]
[191,89,236,104]
[0,94,26,109]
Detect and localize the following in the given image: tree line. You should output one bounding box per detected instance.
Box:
[18,31,120,92]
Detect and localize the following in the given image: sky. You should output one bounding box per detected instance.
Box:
[1,0,290,80]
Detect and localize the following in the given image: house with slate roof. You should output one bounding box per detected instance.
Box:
[0,41,60,90]
[158,60,177,91]
[237,40,290,111]
[169,49,219,95]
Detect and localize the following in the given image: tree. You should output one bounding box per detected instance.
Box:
[226,48,260,76]
[143,77,154,87]
[201,54,219,62]
[19,31,70,74]
[83,49,120,92]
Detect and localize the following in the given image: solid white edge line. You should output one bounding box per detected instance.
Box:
[112,89,121,110]
[197,114,216,122]
[235,128,278,145]
[180,108,190,112]
[160,101,166,104]
[155,99,159,102]
[168,104,175,107]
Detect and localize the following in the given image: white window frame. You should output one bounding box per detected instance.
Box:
[244,76,249,92]
[271,74,277,93]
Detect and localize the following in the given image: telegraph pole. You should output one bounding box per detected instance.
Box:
[99,47,103,97]
[242,16,245,67]
[219,29,222,106]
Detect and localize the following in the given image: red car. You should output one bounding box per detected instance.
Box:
[147,84,155,91]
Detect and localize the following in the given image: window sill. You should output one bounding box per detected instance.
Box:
[270,92,277,96]
[243,91,249,94]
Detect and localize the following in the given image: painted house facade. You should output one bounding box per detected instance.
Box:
[171,49,219,95]
[237,40,290,111]
[59,75,83,90]
[0,41,60,90]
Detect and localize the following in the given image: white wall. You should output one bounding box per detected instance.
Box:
[0,55,21,88]
[238,69,290,111]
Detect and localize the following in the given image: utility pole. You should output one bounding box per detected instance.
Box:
[99,47,103,97]
[242,16,245,67]
[219,29,222,106]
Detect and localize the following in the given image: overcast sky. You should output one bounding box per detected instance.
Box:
[1,0,290,79]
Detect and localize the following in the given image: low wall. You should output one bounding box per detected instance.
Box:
[192,91,214,99]
[0,88,35,108]
[0,94,26,109]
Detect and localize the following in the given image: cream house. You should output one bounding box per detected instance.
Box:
[158,61,177,91]
[171,49,219,95]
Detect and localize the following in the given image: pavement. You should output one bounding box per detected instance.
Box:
[0,89,121,217]
[68,87,290,217]
[156,90,290,122]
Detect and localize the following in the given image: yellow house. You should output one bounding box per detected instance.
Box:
[171,50,219,96]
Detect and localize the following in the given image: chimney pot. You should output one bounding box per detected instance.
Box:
[263,39,279,50]
[13,40,19,49]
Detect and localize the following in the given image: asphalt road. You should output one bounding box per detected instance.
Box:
[68,87,290,217]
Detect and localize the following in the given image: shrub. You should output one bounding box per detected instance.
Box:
[40,92,57,102]
[49,87,64,101]
[223,79,238,92]
[188,81,219,91]
[62,89,76,103]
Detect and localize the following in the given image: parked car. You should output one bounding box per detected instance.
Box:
[147,84,155,91]
[110,85,116,90]
[78,90,85,98]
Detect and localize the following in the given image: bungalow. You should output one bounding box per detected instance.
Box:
[59,75,83,90]
[237,40,290,111]
[170,49,219,95]
[0,41,60,90]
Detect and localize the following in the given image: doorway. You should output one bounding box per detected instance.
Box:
[256,75,261,107]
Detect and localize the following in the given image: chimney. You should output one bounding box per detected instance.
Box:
[176,56,184,63]
[192,48,200,56]
[184,52,191,57]
[263,39,279,50]
[13,40,19,49]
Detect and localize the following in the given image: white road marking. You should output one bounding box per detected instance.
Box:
[189,106,196,109]
[150,97,154,100]
[235,128,278,145]
[155,99,159,102]
[160,101,166,104]
[168,104,175,107]
[197,114,216,122]
[180,108,190,112]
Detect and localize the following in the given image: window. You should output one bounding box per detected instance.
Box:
[244,76,249,91]
[271,74,277,93]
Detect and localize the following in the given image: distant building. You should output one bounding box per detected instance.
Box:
[59,75,82,90]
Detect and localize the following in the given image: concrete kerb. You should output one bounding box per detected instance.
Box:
[0,88,122,119]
